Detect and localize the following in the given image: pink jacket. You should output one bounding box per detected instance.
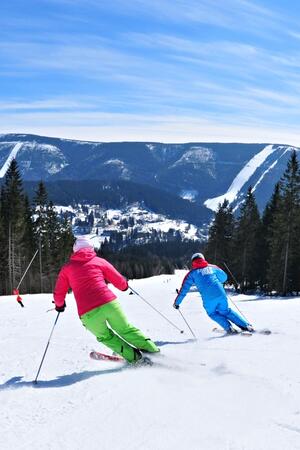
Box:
[53,248,128,317]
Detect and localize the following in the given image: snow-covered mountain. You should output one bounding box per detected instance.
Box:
[1,272,300,450]
[0,134,298,222]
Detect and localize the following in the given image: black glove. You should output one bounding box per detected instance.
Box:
[173,303,179,310]
[55,302,66,312]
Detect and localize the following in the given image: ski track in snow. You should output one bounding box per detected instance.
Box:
[1,272,300,450]
[0,142,23,177]
[204,144,277,211]
[251,147,292,194]
[230,147,293,212]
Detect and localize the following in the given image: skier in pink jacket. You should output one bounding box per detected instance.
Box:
[54,236,159,363]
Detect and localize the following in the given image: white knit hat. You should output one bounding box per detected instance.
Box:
[191,252,205,261]
[73,236,94,253]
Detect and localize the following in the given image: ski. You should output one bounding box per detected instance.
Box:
[89,351,154,366]
[212,327,271,336]
[90,351,124,362]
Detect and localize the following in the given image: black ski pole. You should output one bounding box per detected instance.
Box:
[222,261,240,291]
[178,310,197,339]
[33,312,60,384]
[128,285,184,334]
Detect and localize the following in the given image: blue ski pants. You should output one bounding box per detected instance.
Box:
[203,295,249,331]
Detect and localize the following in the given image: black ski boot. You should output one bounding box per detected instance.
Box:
[239,325,255,333]
[131,349,153,366]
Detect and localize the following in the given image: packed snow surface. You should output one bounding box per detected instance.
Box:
[1,271,300,450]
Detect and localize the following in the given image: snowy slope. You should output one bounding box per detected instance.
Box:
[204,145,299,211]
[0,142,23,177]
[1,272,300,450]
[204,144,276,210]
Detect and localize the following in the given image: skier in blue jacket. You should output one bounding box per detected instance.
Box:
[173,253,254,334]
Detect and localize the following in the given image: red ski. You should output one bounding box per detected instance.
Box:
[90,351,124,362]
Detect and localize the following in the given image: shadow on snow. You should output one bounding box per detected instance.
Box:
[0,367,124,390]
[155,338,196,347]
[0,340,198,390]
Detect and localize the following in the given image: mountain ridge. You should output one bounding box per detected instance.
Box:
[0,133,298,223]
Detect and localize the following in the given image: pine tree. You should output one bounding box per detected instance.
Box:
[205,199,235,272]
[0,188,5,294]
[33,182,74,292]
[260,183,281,291]
[46,201,74,290]
[22,195,37,292]
[267,151,300,294]
[0,159,27,293]
[232,187,262,292]
[33,181,50,292]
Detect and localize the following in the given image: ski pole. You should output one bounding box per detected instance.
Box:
[227,294,251,324]
[222,261,240,291]
[178,310,197,339]
[128,285,184,334]
[13,249,39,308]
[17,249,39,290]
[222,261,250,321]
[33,312,60,384]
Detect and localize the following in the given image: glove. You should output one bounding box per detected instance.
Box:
[55,302,66,313]
[173,302,179,310]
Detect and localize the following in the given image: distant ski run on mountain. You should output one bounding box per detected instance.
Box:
[0,142,23,178]
[204,144,277,211]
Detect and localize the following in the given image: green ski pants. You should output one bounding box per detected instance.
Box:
[81,300,159,362]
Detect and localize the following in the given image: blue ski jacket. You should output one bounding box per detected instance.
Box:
[174,261,227,306]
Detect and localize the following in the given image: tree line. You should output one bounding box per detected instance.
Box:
[0,160,73,295]
[205,151,300,295]
[0,159,203,293]
[4,150,298,296]
[100,238,202,280]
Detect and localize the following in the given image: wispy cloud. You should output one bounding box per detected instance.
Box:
[79,0,281,32]
[0,98,97,111]
[2,109,300,146]
[1,0,300,143]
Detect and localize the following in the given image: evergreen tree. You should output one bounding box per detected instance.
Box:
[232,187,262,292]
[47,201,74,289]
[0,188,5,294]
[260,183,281,291]
[22,195,37,292]
[205,199,235,272]
[0,159,27,293]
[33,181,50,292]
[33,182,74,292]
[267,151,300,294]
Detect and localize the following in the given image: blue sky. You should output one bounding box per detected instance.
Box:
[1,0,300,144]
